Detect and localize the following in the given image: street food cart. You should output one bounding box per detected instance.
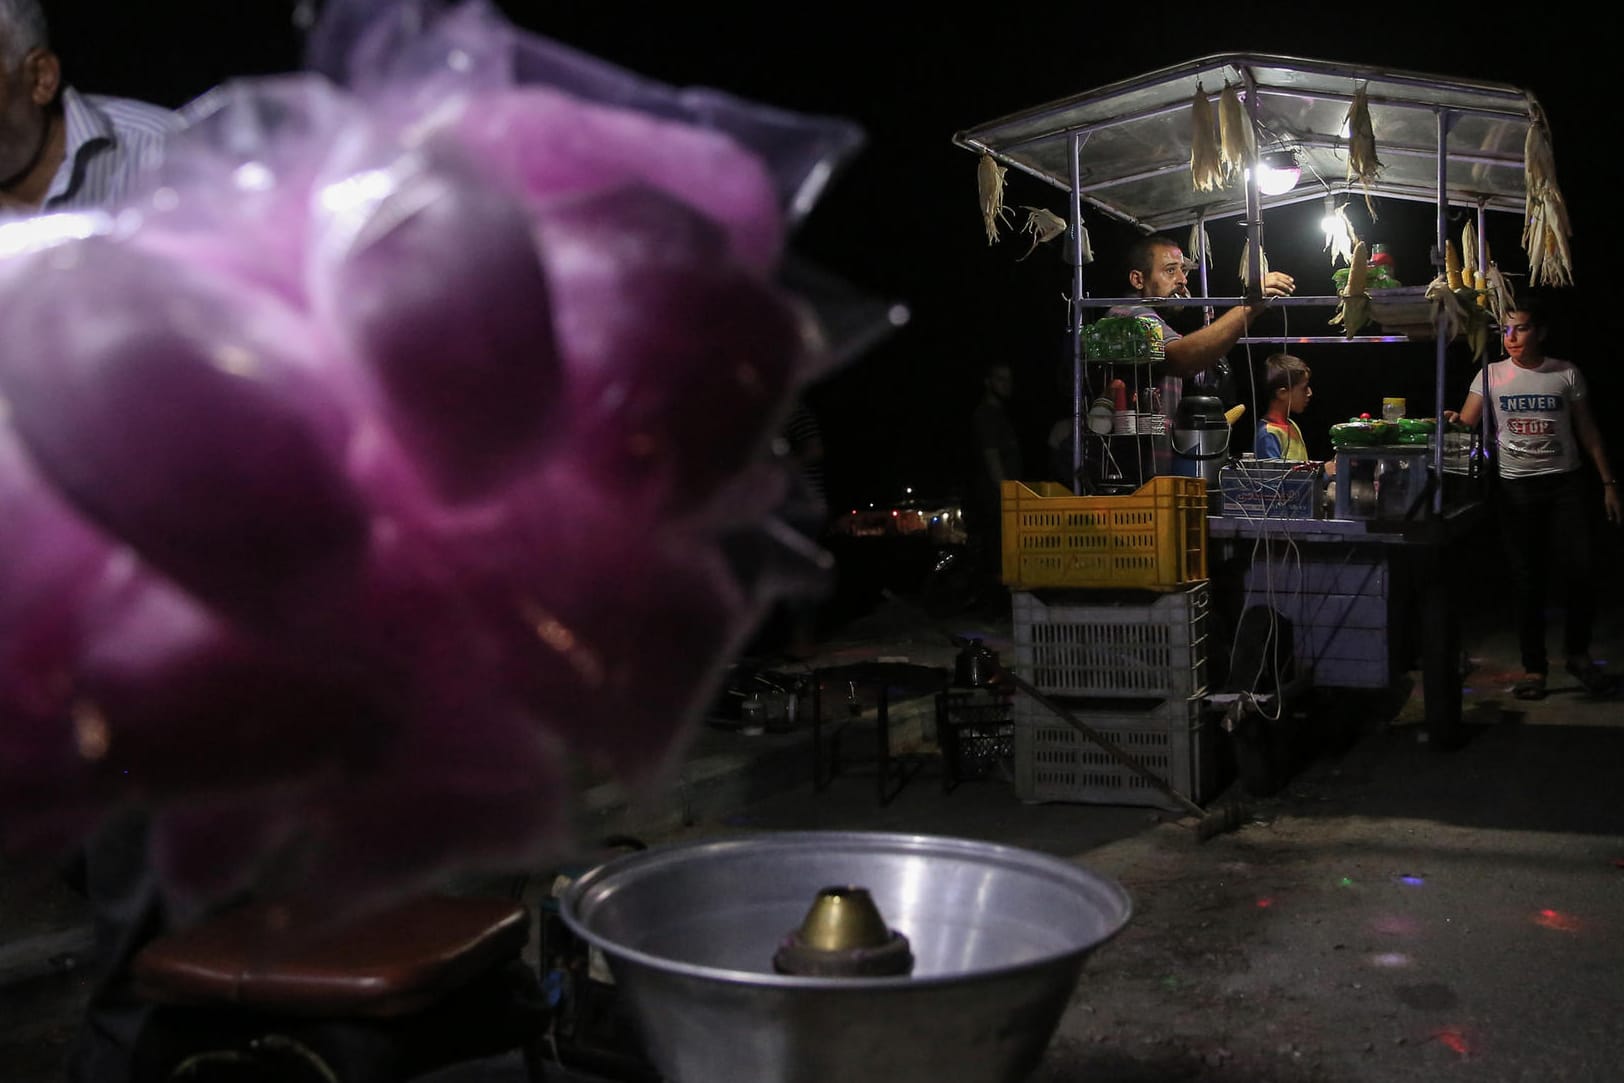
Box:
[954,54,1566,747]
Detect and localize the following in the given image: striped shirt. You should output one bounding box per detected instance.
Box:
[41,87,182,212]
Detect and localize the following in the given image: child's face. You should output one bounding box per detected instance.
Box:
[1285,377,1312,413]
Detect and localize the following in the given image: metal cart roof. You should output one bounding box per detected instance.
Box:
[954,53,1538,233]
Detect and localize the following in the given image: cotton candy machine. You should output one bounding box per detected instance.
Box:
[560,831,1132,1083]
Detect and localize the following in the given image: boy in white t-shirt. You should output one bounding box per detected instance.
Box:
[1446,299,1621,700]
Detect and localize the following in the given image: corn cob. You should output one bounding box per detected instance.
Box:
[978,153,1012,245]
[1190,83,1222,192]
[1445,240,1464,290]
[1217,82,1255,182]
[1329,241,1370,335]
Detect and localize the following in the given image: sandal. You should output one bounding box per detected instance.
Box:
[1565,660,1617,697]
[1512,675,1548,701]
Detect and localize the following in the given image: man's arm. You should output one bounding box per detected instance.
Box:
[1160,270,1295,378]
[1162,304,1257,378]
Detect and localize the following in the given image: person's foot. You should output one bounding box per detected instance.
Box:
[1512,673,1547,701]
[1564,657,1617,697]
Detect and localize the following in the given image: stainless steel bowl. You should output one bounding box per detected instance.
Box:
[560,830,1132,1083]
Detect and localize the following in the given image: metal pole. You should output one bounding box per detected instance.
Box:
[1070,131,1086,494]
[1242,70,1263,302]
[1433,110,1454,515]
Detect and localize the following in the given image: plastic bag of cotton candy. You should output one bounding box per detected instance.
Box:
[0,0,864,907]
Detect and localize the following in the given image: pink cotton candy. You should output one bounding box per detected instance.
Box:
[437,86,785,272]
[311,155,564,501]
[536,186,810,512]
[0,239,370,636]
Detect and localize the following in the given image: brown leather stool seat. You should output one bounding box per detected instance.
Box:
[132,894,529,1019]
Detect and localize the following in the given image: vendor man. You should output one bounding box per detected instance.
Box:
[0,0,179,214]
[1110,233,1296,387]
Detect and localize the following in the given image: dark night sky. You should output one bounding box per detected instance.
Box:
[45,2,1623,511]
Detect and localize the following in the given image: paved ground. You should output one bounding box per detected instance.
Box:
[4,542,1623,1082]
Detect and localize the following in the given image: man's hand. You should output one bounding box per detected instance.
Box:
[1261,271,1295,298]
[1443,410,1461,423]
[1605,486,1622,525]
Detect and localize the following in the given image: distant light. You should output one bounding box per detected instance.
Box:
[891,510,899,517]
[1534,909,1581,932]
[905,487,913,494]
[1398,875,1425,887]
[1369,952,1411,969]
[888,303,911,327]
[1433,1028,1471,1056]
[1338,877,1354,887]
[850,509,857,516]
[1256,897,1274,909]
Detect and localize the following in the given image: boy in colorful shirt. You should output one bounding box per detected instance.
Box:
[1255,353,1311,460]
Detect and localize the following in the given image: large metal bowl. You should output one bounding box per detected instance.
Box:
[560,830,1132,1083]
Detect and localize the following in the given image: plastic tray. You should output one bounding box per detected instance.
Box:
[1013,694,1213,810]
[1011,585,1208,700]
[1000,476,1207,591]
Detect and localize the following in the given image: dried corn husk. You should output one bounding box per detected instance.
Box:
[1017,206,1067,260]
[1522,111,1574,286]
[1189,82,1222,192]
[1426,272,1472,346]
[1217,82,1255,182]
[1345,84,1382,219]
[1238,239,1268,292]
[1484,262,1514,325]
[978,153,1012,245]
[1461,219,1480,280]
[1329,240,1370,335]
[1187,220,1213,273]
[1325,203,1358,267]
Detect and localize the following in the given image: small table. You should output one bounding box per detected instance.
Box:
[810,662,951,805]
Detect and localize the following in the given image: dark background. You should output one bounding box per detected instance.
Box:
[45,2,1622,514]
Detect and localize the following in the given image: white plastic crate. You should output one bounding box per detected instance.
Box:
[1013,694,1213,810]
[1011,584,1209,700]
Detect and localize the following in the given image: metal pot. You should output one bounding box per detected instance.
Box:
[560,831,1133,1083]
[954,638,999,687]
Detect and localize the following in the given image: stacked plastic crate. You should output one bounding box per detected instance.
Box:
[1001,477,1216,809]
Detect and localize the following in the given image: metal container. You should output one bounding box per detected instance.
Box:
[560,831,1132,1083]
[1169,393,1230,488]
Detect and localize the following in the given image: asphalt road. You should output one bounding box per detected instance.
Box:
[3,552,1622,1082]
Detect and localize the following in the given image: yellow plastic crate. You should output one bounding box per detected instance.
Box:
[1000,476,1208,591]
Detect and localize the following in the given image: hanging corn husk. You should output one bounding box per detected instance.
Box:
[1461,219,1480,282]
[1426,272,1472,346]
[1238,238,1269,292]
[1484,263,1515,324]
[1217,81,1255,182]
[1522,109,1574,286]
[1325,204,1359,267]
[1016,206,1067,260]
[1329,240,1370,335]
[978,153,1012,245]
[1187,220,1213,273]
[1189,82,1222,192]
[1344,84,1382,219]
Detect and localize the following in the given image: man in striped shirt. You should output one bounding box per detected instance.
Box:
[0,0,179,214]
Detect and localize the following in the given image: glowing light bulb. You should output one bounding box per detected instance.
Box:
[1254,150,1301,196]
